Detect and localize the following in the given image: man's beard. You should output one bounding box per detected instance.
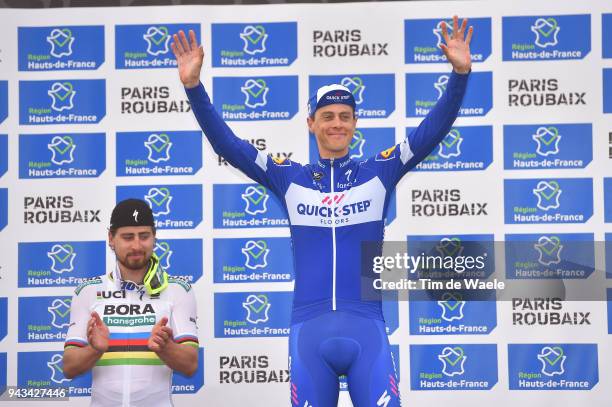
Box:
[118,252,150,271]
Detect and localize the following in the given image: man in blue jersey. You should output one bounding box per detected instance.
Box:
[173,16,472,407]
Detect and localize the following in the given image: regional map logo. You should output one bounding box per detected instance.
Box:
[410,344,497,390]
[115,24,200,69]
[211,22,297,67]
[404,18,491,63]
[406,72,492,117]
[502,15,590,61]
[116,184,202,229]
[213,184,288,228]
[504,178,592,224]
[153,239,203,283]
[18,351,92,396]
[116,130,202,176]
[309,74,394,118]
[19,133,106,179]
[18,296,73,342]
[415,126,492,171]
[213,76,298,121]
[503,124,591,170]
[409,289,497,335]
[18,241,105,287]
[504,233,594,279]
[213,237,294,283]
[214,291,292,337]
[18,26,104,71]
[19,79,106,125]
[508,344,598,389]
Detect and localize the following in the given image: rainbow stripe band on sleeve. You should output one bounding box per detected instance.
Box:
[174,334,199,348]
[64,338,88,349]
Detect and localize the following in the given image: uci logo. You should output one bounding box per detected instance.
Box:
[97,290,126,299]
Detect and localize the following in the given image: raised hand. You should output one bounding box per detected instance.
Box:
[148,316,174,353]
[171,30,204,89]
[439,15,473,74]
[87,311,109,354]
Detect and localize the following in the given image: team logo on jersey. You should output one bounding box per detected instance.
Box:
[18,26,104,71]
[376,145,397,161]
[502,15,590,61]
[404,18,491,64]
[211,22,296,67]
[508,344,598,389]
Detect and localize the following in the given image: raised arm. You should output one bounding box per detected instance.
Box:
[172,30,294,194]
[374,16,473,185]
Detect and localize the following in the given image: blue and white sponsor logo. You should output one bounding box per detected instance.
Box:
[508,344,598,390]
[115,24,200,69]
[505,233,595,279]
[603,14,612,58]
[212,22,297,67]
[504,124,592,170]
[409,290,496,335]
[19,133,105,179]
[18,351,92,395]
[155,239,203,283]
[213,76,298,121]
[607,289,612,333]
[173,347,204,394]
[19,80,105,125]
[406,72,492,117]
[213,184,288,229]
[0,298,6,342]
[18,26,104,71]
[116,131,202,177]
[18,296,72,343]
[406,234,494,279]
[309,127,395,163]
[116,184,202,230]
[410,344,497,390]
[18,241,105,288]
[606,70,612,114]
[607,234,612,279]
[214,291,292,338]
[504,178,593,224]
[0,135,7,178]
[0,189,6,232]
[502,15,590,61]
[606,178,612,222]
[0,81,7,125]
[213,237,293,283]
[309,74,395,119]
[404,18,491,64]
[414,126,492,171]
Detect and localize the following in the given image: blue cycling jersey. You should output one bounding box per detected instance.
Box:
[186,72,468,324]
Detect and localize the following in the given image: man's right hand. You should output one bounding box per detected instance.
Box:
[172,30,204,89]
[87,311,109,354]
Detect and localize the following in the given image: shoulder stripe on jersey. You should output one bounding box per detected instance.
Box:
[64,338,87,349]
[255,150,267,171]
[399,139,414,164]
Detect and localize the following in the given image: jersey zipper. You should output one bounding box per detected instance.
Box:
[330,158,337,311]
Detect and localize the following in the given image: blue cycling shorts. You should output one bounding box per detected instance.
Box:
[289,311,401,407]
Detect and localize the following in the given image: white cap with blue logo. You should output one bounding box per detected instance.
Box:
[307,84,356,118]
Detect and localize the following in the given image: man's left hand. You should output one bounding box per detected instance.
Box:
[148,317,174,353]
[439,15,473,74]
